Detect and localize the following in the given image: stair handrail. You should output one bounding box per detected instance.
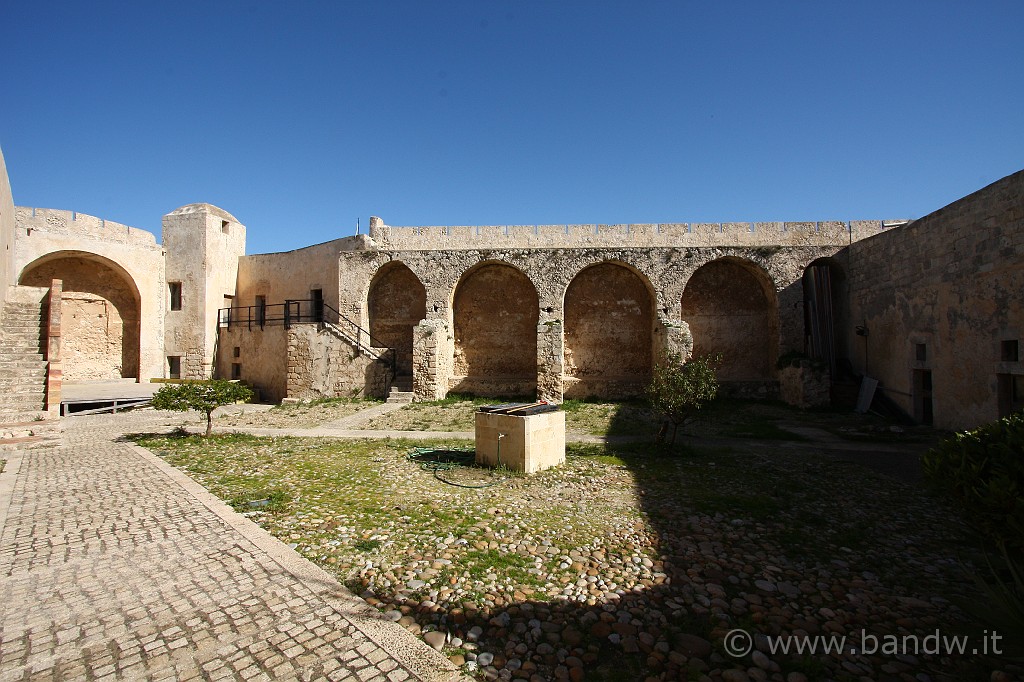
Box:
[217,299,399,378]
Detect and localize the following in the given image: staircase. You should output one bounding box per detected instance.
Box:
[0,298,49,420]
[387,374,415,404]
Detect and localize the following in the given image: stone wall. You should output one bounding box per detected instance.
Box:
[847,170,1024,429]
[286,324,391,401]
[163,204,245,379]
[0,147,16,308]
[339,241,848,402]
[16,207,159,248]
[217,325,288,403]
[20,256,140,380]
[369,219,897,251]
[233,235,370,317]
[13,214,164,379]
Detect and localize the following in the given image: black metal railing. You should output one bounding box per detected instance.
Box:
[217,299,396,375]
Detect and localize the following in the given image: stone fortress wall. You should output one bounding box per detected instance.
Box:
[0,136,1019,431]
[0,148,16,309]
[15,207,160,247]
[847,170,1024,430]
[369,219,899,251]
[13,206,166,380]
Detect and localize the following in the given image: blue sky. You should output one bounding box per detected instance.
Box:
[2,1,1022,255]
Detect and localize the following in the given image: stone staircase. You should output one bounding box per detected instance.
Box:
[0,298,50,423]
[386,374,415,404]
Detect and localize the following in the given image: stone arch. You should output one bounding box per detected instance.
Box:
[367,261,427,376]
[563,261,655,398]
[802,257,849,377]
[19,250,142,380]
[680,257,778,381]
[452,261,539,396]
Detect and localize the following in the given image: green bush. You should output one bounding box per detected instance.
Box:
[646,352,720,445]
[922,411,1024,555]
[922,411,1024,651]
[151,380,254,436]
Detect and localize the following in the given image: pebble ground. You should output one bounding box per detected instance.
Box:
[142,403,1022,682]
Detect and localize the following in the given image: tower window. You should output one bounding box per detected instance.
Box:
[222,220,230,234]
[1002,340,1019,362]
[169,282,182,311]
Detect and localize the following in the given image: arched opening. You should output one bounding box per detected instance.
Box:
[802,258,850,378]
[20,251,142,380]
[452,262,538,397]
[367,261,426,377]
[681,258,778,381]
[563,262,654,399]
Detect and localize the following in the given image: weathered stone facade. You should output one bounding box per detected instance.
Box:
[0,140,1020,431]
[846,170,1024,430]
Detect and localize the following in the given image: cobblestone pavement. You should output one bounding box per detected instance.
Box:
[0,412,466,682]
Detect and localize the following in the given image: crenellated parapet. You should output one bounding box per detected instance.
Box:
[368,218,908,251]
[15,207,160,249]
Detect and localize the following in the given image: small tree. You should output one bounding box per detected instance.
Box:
[646,352,720,445]
[151,380,254,436]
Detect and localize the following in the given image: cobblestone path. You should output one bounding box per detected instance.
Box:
[0,412,465,682]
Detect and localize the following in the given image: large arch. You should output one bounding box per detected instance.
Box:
[452,262,538,396]
[367,261,427,377]
[680,257,778,381]
[19,251,142,380]
[563,261,654,399]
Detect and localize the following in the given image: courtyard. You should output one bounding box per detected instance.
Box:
[131,397,1014,682]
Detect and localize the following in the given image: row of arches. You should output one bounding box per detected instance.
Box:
[367,256,838,398]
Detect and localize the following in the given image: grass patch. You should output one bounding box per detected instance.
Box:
[130,399,986,681]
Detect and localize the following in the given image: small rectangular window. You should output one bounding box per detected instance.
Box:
[222,220,230,234]
[255,295,266,326]
[168,356,181,379]
[233,346,241,358]
[1002,340,1019,362]
[915,343,927,362]
[169,282,182,311]
[998,373,1024,417]
[231,363,242,380]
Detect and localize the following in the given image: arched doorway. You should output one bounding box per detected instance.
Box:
[367,262,426,377]
[563,262,654,398]
[802,258,849,377]
[20,252,142,380]
[681,258,778,381]
[452,262,538,396]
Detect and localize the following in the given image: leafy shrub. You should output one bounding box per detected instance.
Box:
[151,380,254,436]
[922,411,1024,651]
[646,352,720,444]
[921,411,1024,555]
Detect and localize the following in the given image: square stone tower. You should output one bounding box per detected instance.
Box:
[162,204,245,379]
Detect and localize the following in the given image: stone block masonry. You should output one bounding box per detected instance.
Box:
[370,218,896,251]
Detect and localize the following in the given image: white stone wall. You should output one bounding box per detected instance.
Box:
[14,208,165,380]
[0,147,16,306]
[163,204,246,379]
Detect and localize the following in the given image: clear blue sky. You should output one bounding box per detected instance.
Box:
[2,1,1022,255]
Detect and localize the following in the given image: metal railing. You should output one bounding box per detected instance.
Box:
[217,299,396,375]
